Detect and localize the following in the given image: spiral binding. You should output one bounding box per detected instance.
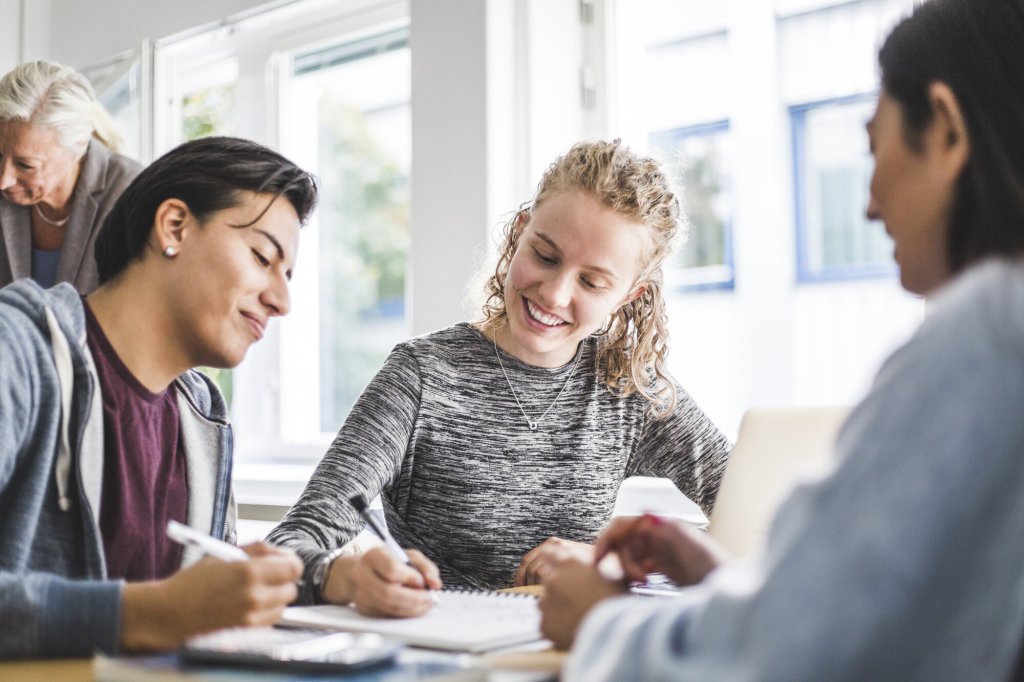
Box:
[439,587,537,600]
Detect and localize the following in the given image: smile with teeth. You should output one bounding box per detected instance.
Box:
[525,298,567,327]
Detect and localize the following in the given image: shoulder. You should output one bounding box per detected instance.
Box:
[174,370,230,422]
[395,322,489,366]
[106,152,143,183]
[103,151,143,194]
[79,141,143,196]
[919,257,1024,359]
[0,281,85,341]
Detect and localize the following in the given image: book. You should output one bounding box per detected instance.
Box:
[280,590,544,653]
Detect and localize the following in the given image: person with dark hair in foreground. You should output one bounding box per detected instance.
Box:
[0,136,318,658]
[540,1,1024,679]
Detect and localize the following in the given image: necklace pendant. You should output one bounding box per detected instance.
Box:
[528,421,538,430]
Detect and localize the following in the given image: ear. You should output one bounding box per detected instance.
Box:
[151,198,191,256]
[514,208,530,233]
[925,81,970,182]
[621,283,647,307]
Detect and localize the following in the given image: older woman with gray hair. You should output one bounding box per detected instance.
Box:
[0,60,142,292]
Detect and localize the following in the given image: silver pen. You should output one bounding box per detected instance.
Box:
[166,520,249,562]
[349,495,440,604]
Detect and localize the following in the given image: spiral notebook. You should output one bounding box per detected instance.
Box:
[280,590,542,653]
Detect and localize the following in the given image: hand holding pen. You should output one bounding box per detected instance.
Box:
[120,521,304,651]
[345,494,443,617]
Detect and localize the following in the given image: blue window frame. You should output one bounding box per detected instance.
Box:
[649,120,734,291]
[791,92,895,282]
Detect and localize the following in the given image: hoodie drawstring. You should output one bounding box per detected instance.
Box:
[45,307,74,512]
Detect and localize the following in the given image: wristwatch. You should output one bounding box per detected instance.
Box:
[312,548,345,602]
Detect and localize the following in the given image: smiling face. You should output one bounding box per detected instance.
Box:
[499,190,648,367]
[866,91,956,295]
[167,192,300,369]
[0,120,81,207]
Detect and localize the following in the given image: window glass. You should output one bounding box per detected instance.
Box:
[282,29,411,437]
[649,123,734,289]
[169,56,239,404]
[793,96,893,279]
[615,2,733,288]
[179,58,238,143]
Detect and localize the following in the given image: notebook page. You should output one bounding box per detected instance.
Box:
[281,590,543,653]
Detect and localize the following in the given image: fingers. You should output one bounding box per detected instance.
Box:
[538,558,625,650]
[240,541,300,562]
[363,547,424,588]
[406,549,443,590]
[593,516,643,564]
[516,538,595,587]
[514,545,543,587]
[350,547,438,618]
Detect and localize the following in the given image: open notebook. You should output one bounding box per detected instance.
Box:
[281,590,543,653]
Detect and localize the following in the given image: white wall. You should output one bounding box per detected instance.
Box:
[409,0,494,332]
[0,0,23,74]
[46,0,268,69]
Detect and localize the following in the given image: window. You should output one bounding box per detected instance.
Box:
[649,121,734,290]
[611,2,733,289]
[279,28,411,441]
[160,54,238,150]
[151,1,412,471]
[80,46,148,161]
[792,94,893,281]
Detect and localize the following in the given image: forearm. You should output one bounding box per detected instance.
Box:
[120,581,183,652]
[0,573,121,658]
[320,555,363,605]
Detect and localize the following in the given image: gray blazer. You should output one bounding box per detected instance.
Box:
[0,139,142,293]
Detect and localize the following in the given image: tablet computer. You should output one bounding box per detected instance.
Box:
[180,626,402,673]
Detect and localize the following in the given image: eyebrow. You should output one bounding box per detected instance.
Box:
[534,232,619,280]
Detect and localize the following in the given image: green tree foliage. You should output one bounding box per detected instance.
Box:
[315,95,410,428]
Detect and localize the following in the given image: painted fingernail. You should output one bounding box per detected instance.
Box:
[643,512,663,526]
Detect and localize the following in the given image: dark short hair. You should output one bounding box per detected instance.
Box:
[95,136,318,283]
[879,0,1024,275]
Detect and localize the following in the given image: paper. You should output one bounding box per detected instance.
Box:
[281,590,543,653]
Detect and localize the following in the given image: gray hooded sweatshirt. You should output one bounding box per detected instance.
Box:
[0,280,236,658]
[566,259,1024,680]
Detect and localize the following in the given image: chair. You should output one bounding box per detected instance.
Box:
[707,406,850,558]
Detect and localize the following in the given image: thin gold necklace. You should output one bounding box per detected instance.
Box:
[492,332,582,430]
[34,203,70,227]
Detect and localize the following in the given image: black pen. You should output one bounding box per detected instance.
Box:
[349,494,439,603]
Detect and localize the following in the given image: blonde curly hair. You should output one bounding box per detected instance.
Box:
[478,139,682,416]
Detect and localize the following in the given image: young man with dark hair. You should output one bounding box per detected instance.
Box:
[0,136,318,658]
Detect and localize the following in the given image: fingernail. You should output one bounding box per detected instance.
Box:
[643,512,663,526]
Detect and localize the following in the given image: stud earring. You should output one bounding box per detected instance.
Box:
[163,246,178,258]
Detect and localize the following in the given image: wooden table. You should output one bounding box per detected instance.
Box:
[0,585,563,680]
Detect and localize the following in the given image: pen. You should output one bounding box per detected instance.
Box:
[166,520,249,562]
[349,495,440,603]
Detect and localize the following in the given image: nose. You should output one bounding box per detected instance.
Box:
[0,160,15,191]
[537,269,573,310]
[865,194,880,222]
[262,271,291,318]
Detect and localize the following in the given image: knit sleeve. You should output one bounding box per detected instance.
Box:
[627,384,732,517]
[265,343,422,602]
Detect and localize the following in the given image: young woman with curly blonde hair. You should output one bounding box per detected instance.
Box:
[269,139,731,618]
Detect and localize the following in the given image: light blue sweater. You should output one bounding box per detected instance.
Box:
[0,280,236,659]
[567,258,1024,681]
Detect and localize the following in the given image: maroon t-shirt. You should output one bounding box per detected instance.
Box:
[84,301,189,581]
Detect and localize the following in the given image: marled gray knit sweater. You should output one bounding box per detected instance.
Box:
[268,323,731,597]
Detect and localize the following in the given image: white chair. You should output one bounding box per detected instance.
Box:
[707,406,850,558]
